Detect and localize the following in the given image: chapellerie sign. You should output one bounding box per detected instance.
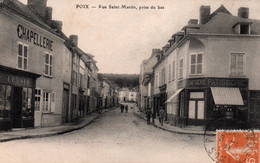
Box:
[178,78,248,88]
[17,24,53,51]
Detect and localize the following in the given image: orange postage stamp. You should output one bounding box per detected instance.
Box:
[217,130,260,163]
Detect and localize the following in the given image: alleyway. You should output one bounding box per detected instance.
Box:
[0,104,213,163]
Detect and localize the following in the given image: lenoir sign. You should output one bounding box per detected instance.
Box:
[0,72,33,87]
[17,24,53,51]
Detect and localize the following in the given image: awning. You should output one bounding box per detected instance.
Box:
[210,87,244,106]
[165,88,183,103]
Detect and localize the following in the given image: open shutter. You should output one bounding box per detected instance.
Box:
[51,92,56,113]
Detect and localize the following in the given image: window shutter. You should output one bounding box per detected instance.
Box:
[51,92,56,113]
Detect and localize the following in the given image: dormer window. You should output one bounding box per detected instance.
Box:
[233,22,251,35]
[240,24,249,34]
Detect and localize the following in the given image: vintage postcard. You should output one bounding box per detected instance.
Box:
[0,0,260,162]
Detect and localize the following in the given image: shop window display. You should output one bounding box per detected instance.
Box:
[22,88,33,119]
[0,85,11,119]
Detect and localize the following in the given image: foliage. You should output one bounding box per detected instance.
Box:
[98,73,139,89]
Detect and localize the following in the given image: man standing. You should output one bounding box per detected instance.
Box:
[159,107,165,126]
[146,109,152,125]
[125,104,128,113]
[120,104,124,113]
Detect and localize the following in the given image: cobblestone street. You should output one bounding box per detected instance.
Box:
[0,105,214,163]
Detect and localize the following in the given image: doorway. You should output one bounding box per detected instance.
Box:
[63,88,69,123]
[13,87,23,128]
[188,100,204,125]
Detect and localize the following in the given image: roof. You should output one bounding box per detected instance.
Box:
[1,0,54,32]
[210,4,231,19]
[198,12,257,34]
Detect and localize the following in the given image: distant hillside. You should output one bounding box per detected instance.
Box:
[98,73,139,89]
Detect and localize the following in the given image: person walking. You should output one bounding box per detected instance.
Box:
[146,109,152,125]
[125,104,128,113]
[120,104,124,113]
[159,107,165,126]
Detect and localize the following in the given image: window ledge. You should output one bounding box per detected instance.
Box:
[189,74,204,77]
[43,74,53,79]
[229,74,246,78]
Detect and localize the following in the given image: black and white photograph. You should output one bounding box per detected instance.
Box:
[0,0,260,162]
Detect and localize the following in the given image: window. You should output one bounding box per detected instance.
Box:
[72,70,78,86]
[44,53,52,76]
[42,91,51,113]
[35,88,41,111]
[240,24,249,34]
[18,43,28,70]
[162,68,165,85]
[0,85,11,119]
[168,64,171,82]
[155,74,158,88]
[230,53,245,76]
[190,53,203,75]
[172,60,175,80]
[179,58,183,79]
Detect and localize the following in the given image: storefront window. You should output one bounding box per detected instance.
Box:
[0,85,12,119]
[35,89,41,111]
[22,88,33,119]
[5,86,11,118]
[0,85,5,119]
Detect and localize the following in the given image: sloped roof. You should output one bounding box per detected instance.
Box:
[1,0,53,31]
[198,12,256,34]
[210,5,231,19]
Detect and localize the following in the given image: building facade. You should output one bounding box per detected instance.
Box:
[143,5,260,130]
[0,0,105,131]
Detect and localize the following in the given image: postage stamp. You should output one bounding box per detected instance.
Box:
[217,130,260,163]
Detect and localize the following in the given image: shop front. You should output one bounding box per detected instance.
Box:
[177,77,248,129]
[0,65,40,131]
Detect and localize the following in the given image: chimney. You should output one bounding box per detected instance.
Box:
[46,7,52,25]
[51,20,63,33]
[238,7,249,19]
[28,0,47,18]
[188,19,198,25]
[200,5,210,25]
[69,35,78,47]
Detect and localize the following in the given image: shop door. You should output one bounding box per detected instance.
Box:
[13,87,23,128]
[62,89,69,123]
[188,100,204,126]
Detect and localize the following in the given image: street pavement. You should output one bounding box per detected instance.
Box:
[0,104,215,163]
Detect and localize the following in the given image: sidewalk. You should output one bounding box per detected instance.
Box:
[0,108,112,143]
[134,107,216,136]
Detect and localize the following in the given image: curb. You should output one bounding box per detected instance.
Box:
[134,111,216,136]
[0,109,111,143]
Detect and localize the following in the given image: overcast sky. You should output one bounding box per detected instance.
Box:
[20,0,260,74]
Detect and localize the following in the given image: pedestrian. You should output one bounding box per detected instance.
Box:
[146,109,152,125]
[125,104,128,113]
[151,110,155,124]
[120,104,124,113]
[159,107,165,126]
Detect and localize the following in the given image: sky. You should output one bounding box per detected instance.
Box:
[20,0,260,74]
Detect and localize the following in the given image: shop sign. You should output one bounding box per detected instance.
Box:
[178,78,248,88]
[17,24,53,51]
[0,72,33,87]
